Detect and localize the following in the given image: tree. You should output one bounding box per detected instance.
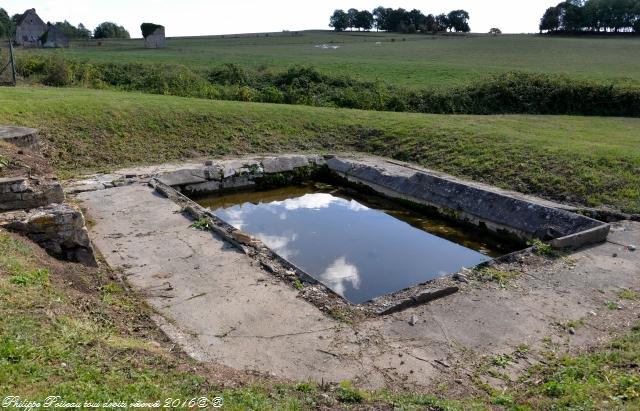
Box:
[540,6,561,32]
[559,1,587,32]
[387,8,408,32]
[540,0,640,34]
[347,8,359,30]
[141,23,164,38]
[408,9,426,29]
[435,14,450,32]
[53,20,93,39]
[447,9,471,32]
[355,10,374,31]
[77,23,91,39]
[373,6,389,31]
[329,10,349,32]
[93,22,130,39]
[422,14,437,33]
[489,27,503,35]
[0,8,14,39]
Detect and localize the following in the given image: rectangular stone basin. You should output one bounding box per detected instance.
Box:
[195,182,515,304]
[153,154,610,308]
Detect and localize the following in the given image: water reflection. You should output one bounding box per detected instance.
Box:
[201,186,497,304]
[319,257,361,297]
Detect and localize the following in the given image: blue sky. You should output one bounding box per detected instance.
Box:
[4,1,558,36]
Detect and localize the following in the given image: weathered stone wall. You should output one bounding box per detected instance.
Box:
[1,124,97,266]
[42,26,70,48]
[0,203,97,266]
[144,27,166,48]
[0,177,64,212]
[15,9,47,47]
[156,155,325,196]
[326,156,610,248]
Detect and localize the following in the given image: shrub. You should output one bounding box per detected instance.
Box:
[207,63,248,86]
[14,56,640,117]
[42,58,72,87]
[140,23,163,38]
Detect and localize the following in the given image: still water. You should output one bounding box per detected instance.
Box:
[197,183,502,304]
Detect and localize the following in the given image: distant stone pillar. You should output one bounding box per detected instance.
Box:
[144,27,166,49]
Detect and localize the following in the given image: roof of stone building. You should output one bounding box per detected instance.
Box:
[16,9,45,27]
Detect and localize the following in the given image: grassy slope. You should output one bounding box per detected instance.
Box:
[1,230,638,410]
[19,32,640,88]
[1,86,639,213]
[0,230,465,410]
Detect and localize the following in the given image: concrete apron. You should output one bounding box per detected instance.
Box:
[76,159,640,389]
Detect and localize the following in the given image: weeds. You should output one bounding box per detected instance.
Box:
[293,278,303,290]
[528,239,558,257]
[491,353,513,368]
[189,218,209,230]
[8,268,49,287]
[619,289,638,300]
[515,344,530,358]
[475,267,520,287]
[336,381,364,403]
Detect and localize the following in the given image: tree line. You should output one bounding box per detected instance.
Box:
[0,8,130,40]
[330,7,470,33]
[540,0,640,33]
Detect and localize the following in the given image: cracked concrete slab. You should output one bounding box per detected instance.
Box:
[77,183,640,391]
[78,184,367,383]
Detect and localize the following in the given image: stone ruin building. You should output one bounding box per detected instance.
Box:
[142,23,166,48]
[15,8,69,48]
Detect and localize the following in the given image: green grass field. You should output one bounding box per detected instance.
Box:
[17,31,640,88]
[1,86,638,213]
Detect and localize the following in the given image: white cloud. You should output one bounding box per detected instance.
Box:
[271,193,337,211]
[348,200,369,212]
[254,232,298,260]
[319,256,360,297]
[218,207,245,231]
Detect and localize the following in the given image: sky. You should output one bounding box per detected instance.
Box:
[3,1,559,37]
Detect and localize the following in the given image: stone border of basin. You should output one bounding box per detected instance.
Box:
[325,156,610,249]
[66,154,611,317]
[0,126,40,151]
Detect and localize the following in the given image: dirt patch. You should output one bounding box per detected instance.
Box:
[0,141,55,179]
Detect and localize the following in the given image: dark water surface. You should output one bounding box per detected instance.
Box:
[197,183,504,304]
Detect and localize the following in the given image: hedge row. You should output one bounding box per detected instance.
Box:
[16,56,640,117]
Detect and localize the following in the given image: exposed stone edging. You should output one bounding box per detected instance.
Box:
[0,126,40,151]
[0,125,98,266]
[325,156,610,250]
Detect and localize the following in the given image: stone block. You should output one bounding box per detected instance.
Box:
[0,126,40,151]
[0,177,28,193]
[221,177,255,190]
[327,156,609,249]
[261,156,310,173]
[0,203,97,266]
[157,169,208,186]
[0,179,64,212]
[184,180,221,194]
